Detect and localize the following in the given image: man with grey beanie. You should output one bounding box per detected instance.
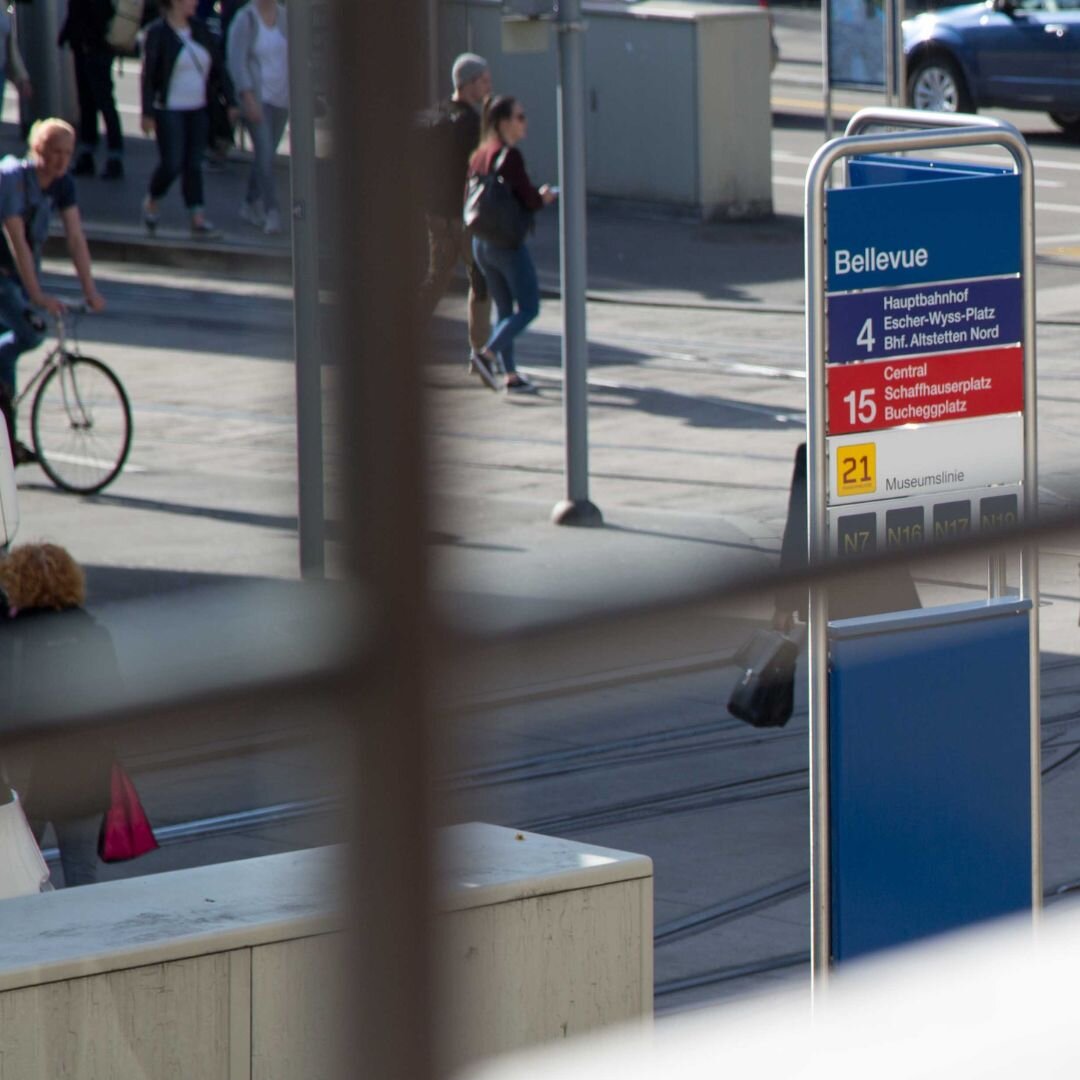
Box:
[418,53,494,383]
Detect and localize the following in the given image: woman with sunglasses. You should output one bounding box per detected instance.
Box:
[468,95,556,394]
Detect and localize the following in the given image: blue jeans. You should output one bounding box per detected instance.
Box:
[149,107,210,210]
[0,275,44,396]
[244,103,289,214]
[472,237,540,375]
[30,814,102,887]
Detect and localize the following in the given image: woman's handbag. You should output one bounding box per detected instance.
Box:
[464,148,529,249]
[98,764,159,863]
[208,86,235,153]
[0,789,50,898]
[727,629,799,729]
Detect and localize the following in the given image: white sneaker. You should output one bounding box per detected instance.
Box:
[263,209,283,236]
[239,199,265,228]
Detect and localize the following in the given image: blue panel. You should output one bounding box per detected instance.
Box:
[829,604,1031,963]
[827,172,1021,292]
[848,156,1012,187]
[827,276,1022,362]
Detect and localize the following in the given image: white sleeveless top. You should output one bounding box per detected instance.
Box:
[167,27,210,111]
[253,13,289,109]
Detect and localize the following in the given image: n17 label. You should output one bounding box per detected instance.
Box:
[933,500,972,541]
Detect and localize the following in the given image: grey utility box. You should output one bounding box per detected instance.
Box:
[439,0,772,220]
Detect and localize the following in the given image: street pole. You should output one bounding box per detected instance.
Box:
[551,0,602,527]
[17,0,71,124]
[288,0,327,578]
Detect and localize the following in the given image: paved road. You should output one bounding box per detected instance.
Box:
[11,257,339,886]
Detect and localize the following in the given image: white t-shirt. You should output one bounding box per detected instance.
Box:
[166,28,210,111]
[253,15,288,109]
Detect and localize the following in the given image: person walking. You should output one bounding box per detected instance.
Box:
[0,543,119,887]
[418,53,493,377]
[0,119,106,464]
[468,95,556,394]
[228,0,288,236]
[58,0,125,180]
[140,0,237,238]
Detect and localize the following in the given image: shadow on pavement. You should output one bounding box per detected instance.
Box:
[84,564,298,605]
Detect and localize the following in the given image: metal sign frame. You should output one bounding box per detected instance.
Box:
[823,0,906,137]
[804,109,1040,985]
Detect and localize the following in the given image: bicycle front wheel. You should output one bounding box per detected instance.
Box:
[32,355,132,494]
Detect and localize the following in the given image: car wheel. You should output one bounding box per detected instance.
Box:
[1050,112,1080,138]
[907,55,973,114]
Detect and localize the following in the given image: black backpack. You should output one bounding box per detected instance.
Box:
[463,147,529,249]
[413,102,470,215]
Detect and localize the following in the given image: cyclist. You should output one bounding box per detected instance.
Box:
[0,118,106,464]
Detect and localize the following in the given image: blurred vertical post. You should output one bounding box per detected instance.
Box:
[17,0,72,124]
[287,0,326,579]
[427,0,440,103]
[331,0,436,1078]
[551,0,602,527]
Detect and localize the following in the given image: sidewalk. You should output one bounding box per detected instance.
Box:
[39,122,294,276]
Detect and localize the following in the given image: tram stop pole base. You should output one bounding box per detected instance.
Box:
[552,499,604,527]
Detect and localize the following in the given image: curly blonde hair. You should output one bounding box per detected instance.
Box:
[0,543,85,612]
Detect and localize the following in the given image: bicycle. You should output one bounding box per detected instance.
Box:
[14,304,132,495]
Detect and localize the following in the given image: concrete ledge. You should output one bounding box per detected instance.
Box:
[438,822,653,912]
[437,823,654,1072]
[0,846,339,993]
[44,226,294,280]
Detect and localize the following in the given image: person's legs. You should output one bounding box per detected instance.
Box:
[87,51,123,171]
[51,815,102,887]
[148,109,184,201]
[419,216,463,320]
[243,115,273,209]
[463,230,491,354]
[180,109,210,215]
[482,244,540,376]
[261,104,288,216]
[72,50,98,174]
[0,276,44,397]
[473,237,514,384]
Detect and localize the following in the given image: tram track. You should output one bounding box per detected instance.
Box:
[86,646,1080,1008]
[445,715,805,792]
[517,767,809,835]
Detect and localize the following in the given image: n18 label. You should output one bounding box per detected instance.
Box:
[980,493,1020,533]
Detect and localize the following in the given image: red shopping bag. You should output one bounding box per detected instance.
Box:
[98,764,159,863]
